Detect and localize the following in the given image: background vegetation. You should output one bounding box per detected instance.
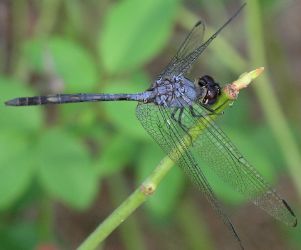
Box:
[0,0,300,249]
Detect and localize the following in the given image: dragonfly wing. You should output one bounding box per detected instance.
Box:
[181,104,297,227]
[157,20,206,80]
[158,3,246,80]
[136,103,243,248]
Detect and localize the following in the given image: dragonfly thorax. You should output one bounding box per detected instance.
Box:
[196,75,221,105]
[152,76,200,108]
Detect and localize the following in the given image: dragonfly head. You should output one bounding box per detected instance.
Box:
[197,75,221,105]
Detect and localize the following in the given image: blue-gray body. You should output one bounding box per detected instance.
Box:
[151,76,200,107]
[5,76,202,108]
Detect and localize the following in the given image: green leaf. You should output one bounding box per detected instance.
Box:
[48,37,99,91]
[22,37,99,92]
[0,77,43,133]
[102,73,151,140]
[0,131,34,209]
[136,143,185,219]
[36,129,98,209]
[99,0,180,73]
[96,134,137,177]
[59,101,100,133]
[0,221,37,250]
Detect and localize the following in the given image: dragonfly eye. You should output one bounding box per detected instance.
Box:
[198,75,215,87]
[202,83,221,105]
[197,75,221,105]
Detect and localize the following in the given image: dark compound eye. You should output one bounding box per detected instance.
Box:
[198,78,206,87]
[202,75,214,83]
[198,75,221,105]
[202,84,221,105]
[198,75,215,87]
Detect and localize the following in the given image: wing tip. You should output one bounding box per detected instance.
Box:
[282,199,298,227]
[293,218,298,227]
[195,20,203,27]
[229,221,244,250]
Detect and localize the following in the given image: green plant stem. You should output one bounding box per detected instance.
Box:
[246,1,301,195]
[78,188,145,250]
[78,158,176,250]
[108,174,146,250]
[77,74,251,250]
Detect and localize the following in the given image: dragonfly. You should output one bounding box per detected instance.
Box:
[5,3,297,249]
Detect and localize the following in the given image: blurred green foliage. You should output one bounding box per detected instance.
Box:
[100,0,180,73]
[0,0,300,249]
[24,37,99,91]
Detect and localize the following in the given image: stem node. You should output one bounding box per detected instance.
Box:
[140,181,156,195]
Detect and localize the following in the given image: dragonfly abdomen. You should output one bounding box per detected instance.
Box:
[5,92,155,106]
[5,94,98,106]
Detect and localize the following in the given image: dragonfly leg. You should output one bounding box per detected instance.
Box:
[200,103,224,115]
[178,108,188,130]
[170,107,180,129]
[190,106,205,117]
[171,107,182,125]
[211,99,228,114]
[170,107,178,121]
[190,105,222,118]
[178,108,193,144]
[177,108,187,129]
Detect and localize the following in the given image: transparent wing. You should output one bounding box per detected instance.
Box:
[158,3,246,79]
[157,20,206,79]
[136,103,243,248]
[180,103,297,227]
